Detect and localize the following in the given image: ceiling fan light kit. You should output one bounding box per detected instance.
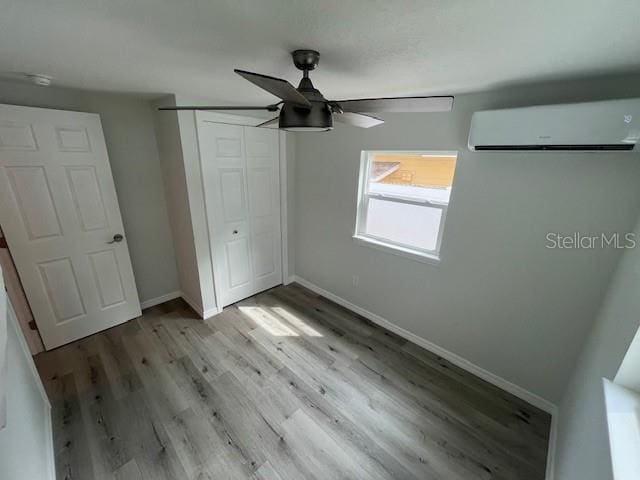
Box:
[160,49,454,131]
[279,102,333,131]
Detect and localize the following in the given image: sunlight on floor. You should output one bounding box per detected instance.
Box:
[238,306,299,336]
[271,307,323,337]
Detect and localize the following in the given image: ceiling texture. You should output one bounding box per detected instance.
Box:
[1,0,640,103]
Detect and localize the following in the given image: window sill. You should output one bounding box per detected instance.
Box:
[603,379,640,480]
[352,234,441,265]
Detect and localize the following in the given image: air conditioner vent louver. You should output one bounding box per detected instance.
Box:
[474,144,635,151]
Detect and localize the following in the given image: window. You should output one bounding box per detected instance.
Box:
[354,151,458,262]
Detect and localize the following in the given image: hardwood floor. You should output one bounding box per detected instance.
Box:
[35,283,551,480]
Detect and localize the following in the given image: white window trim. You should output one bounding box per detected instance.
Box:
[352,234,442,265]
[603,325,640,480]
[353,150,456,264]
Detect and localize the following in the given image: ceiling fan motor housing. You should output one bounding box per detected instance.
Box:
[279,75,333,131]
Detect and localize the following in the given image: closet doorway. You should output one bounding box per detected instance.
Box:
[196,114,283,307]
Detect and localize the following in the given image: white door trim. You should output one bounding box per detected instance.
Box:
[279,130,290,284]
[194,111,288,312]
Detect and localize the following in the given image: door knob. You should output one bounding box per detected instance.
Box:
[108,234,124,244]
[232,229,238,235]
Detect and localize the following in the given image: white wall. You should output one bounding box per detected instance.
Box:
[0,80,179,305]
[553,214,640,480]
[153,95,226,317]
[152,97,205,313]
[0,304,54,480]
[173,98,219,316]
[293,75,640,404]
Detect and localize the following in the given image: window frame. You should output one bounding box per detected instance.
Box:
[353,150,457,264]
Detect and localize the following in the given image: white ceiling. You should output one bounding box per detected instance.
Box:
[1,0,639,103]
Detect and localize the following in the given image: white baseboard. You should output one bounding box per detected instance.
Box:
[179,291,220,319]
[45,402,55,480]
[202,306,221,319]
[285,275,295,285]
[140,290,221,321]
[545,407,558,480]
[180,291,203,317]
[291,275,556,414]
[140,290,182,309]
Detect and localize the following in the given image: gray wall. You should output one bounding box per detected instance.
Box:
[293,75,640,403]
[554,214,640,480]
[0,80,179,304]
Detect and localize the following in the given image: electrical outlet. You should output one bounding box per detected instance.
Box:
[352,275,359,287]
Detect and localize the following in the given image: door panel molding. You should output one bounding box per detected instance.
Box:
[6,166,64,240]
[65,165,110,232]
[0,121,38,151]
[37,256,86,324]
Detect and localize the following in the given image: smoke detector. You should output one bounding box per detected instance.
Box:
[26,74,52,86]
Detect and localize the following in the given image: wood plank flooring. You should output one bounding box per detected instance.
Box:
[35,283,551,480]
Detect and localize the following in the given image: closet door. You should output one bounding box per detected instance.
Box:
[197,117,282,307]
[245,127,282,294]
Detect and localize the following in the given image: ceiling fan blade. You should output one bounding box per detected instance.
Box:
[158,105,279,111]
[235,69,311,109]
[256,117,279,128]
[333,96,453,113]
[333,112,384,128]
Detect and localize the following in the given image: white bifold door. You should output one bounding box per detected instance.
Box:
[197,116,282,307]
[0,104,141,350]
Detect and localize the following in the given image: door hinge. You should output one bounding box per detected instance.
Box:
[28,320,38,331]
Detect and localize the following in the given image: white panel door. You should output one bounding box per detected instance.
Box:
[245,127,282,293]
[0,104,141,349]
[197,116,282,307]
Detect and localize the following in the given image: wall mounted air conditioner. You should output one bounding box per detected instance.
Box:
[468,98,640,152]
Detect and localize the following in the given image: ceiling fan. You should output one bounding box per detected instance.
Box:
[159,50,454,131]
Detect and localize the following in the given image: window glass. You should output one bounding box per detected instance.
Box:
[365,198,443,251]
[355,151,458,260]
[368,153,456,203]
